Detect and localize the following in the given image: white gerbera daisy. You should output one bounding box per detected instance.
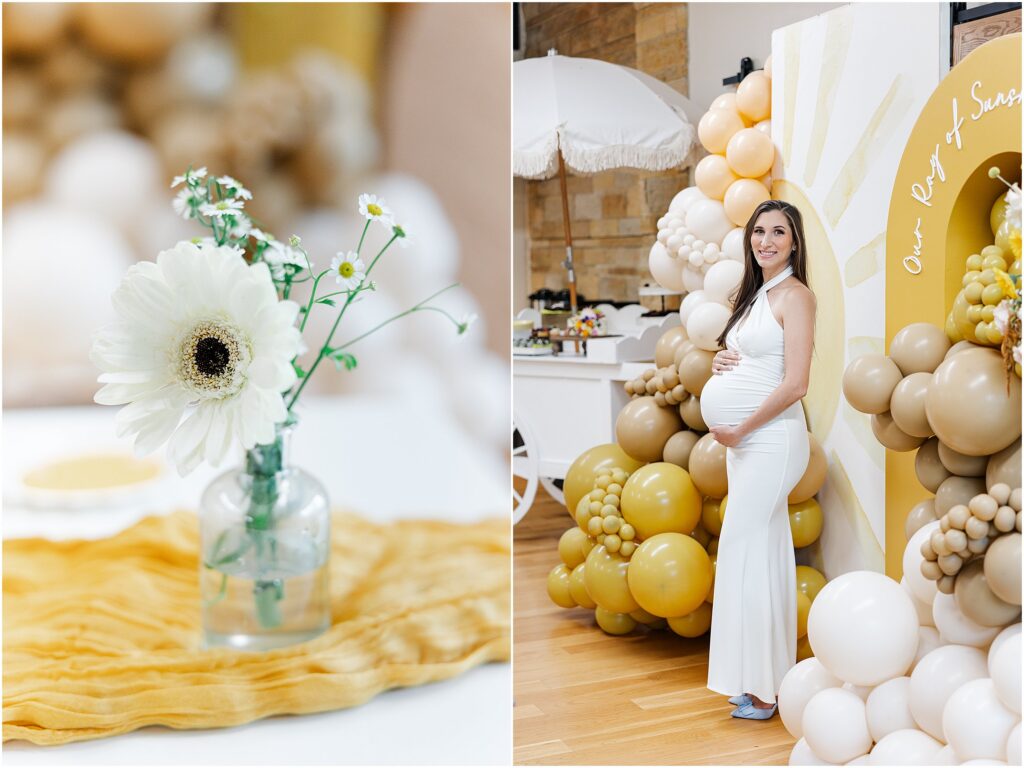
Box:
[200,198,245,218]
[357,193,393,225]
[91,240,301,475]
[329,251,366,290]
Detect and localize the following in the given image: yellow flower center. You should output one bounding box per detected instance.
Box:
[339,262,355,278]
[367,203,383,217]
[216,201,229,209]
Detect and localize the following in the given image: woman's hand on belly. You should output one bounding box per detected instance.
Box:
[711,349,741,375]
[709,423,747,447]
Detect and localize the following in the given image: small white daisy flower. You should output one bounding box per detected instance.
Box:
[249,228,272,244]
[191,236,245,259]
[392,222,412,248]
[171,167,208,188]
[216,175,253,200]
[200,198,246,218]
[172,187,206,220]
[358,193,393,225]
[262,240,309,281]
[91,240,301,476]
[329,251,366,291]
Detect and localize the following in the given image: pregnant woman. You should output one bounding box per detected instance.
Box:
[700,199,815,720]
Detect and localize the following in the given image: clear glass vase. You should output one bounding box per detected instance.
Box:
[199,421,331,651]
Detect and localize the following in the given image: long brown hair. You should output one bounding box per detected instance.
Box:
[715,199,809,348]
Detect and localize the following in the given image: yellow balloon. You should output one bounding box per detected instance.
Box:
[789,433,827,504]
[706,552,718,603]
[789,498,824,548]
[718,494,729,526]
[707,537,719,556]
[667,602,713,638]
[627,532,713,617]
[690,521,711,549]
[991,191,1009,235]
[547,564,576,608]
[594,606,637,635]
[995,219,1014,254]
[702,497,724,536]
[797,633,815,661]
[620,462,702,540]
[796,590,812,638]
[629,607,663,625]
[695,153,738,201]
[563,443,644,517]
[584,544,639,614]
[569,563,596,609]
[689,433,729,498]
[795,565,827,602]
[559,526,591,569]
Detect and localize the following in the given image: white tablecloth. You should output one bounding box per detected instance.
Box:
[2,397,510,765]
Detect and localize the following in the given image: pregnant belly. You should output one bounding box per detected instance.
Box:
[700,368,778,428]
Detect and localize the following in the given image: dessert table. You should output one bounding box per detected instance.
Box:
[3,397,510,765]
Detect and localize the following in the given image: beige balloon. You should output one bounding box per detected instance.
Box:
[915,438,951,493]
[663,430,700,470]
[925,346,1022,457]
[984,532,1021,605]
[75,4,213,63]
[905,498,937,540]
[890,372,934,438]
[945,339,976,359]
[2,4,70,54]
[615,396,683,463]
[679,396,708,432]
[871,411,926,452]
[723,178,771,228]
[889,322,951,375]
[725,128,774,179]
[673,339,697,368]
[987,440,1022,490]
[697,108,746,154]
[655,326,689,369]
[843,354,904,414]
[735,70,771,122]
[688,433,729,498]
[934,475,987,517]
[788,432,826,504]
[953,558,1022,627]
[694,154,738,201]
[678,348,715,397]
[937,442,988,477]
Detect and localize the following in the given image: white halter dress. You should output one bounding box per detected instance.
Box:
[700,265,810,703]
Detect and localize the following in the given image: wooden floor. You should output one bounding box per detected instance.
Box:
[513,488,795,766]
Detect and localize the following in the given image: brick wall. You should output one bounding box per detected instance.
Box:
[522,3,690,305]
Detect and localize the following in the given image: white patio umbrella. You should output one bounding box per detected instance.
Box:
[513,51,697,312]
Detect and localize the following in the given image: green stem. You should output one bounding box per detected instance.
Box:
[334,285,461,351]
[356,220,370,254]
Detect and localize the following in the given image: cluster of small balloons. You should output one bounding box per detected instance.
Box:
[570,465,638,558]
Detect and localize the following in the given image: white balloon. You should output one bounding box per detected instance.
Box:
[679,289,709,327]
[1006,722,1021,766]
[933,592,1001,647]
[901,575,936,628]
[847,756,870,766]
[703,260,746,306]
[943,678,1018,762]
[780,657,845,740]
[649,241,686,292]
[658,228,672,245]
[688,250,705,268]
[865,677,916,742]
[843,682,874,701]
[667,234,684,252]
[668,186,706,216]
[704,242,720,258]
[868,729,944,766]
[988,632,1021,714]
[989,624,1021,673]
[722,227,746,262]
[909,643,989,740]
[808,571,919,687]
[789,737,837,765]
[910,625,942,673]
[686,302,730,352]
[960,761,1008,765]
[681,265,705,293]
[933,745,959,764]
[803,688,873,765]
[905,521,941,605]
[700,260,712,274]
[678,244,692,259]
[686,198,734,244]
[692,239,706,252]
[667,216,685,230]
[657,215,671,229]
[704,248,721,265]
[683,233,696,246]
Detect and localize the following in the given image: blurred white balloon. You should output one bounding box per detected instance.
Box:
[668,186,705,216]
[703,260,745,306]
[909,625,942,673]
[802,687,872,765]
[685,198,733,245]
[679,290,709,327]
[933,592,1000,647]
[943,678,1017,762]
[865,676,915,742]
[1007,722,1021,766]
[904,521,941,605]
[686,302,729,351]
[649,241,685,292]
[166,33,237,102]
[909,643,989,740]
[779,657,843,740]
[446,350,510,454]
[681,265,705,293]
[989,624,1021,672]
[988,632,1021,715]
[901,575,936,628]
[788,737,835,765]
[868,729,943,766]
[842,682,873,701]
[721,227,746,262]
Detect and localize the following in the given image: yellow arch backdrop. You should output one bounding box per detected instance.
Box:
[885,34,1022,578]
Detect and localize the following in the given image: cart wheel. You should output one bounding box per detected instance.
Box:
[539,477,564,507]
[512,411,539,524]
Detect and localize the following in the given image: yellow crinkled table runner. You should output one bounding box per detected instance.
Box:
[3,509,510,745]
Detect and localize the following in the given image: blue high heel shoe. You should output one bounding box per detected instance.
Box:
[727,694,752,706]
[731,702,778,720]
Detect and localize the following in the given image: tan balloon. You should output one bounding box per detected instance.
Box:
[937,442,988,477]
[667,602,713,637]
[678,348,715,397]
[688,433,729,498]
[889,322,951,375]
[788,432,826,504]
[655,326,689,368]
[2,4,70,54]
[987,440,1022,490]
[711,93,741,113]
[934,475,987,517]
[569,563,596,609]
[584,544,639,614]
[945,339,976,359]
[890,372,934,438]
[843,354,904,414]
[953,558,1022,627]
[547,564,576,608]
[723,178,772,228]
[735,70,772,122]
[615,396,683,463]
[558,526,591,569]
[695,154,738,201]
[754,119,772,136]
[563,443,645,515]
[984,533,1021,605]
[925,346,1022,456]
[663,430,700,469]
[679,396,708,432]
[673,339,697,368]
[76,4,212,63]
[905,498,938,540]
[871,411,926,452]
[594,606,637,635]
[698,107,746,154]
[915,438,950,493]
[725,128,775,178]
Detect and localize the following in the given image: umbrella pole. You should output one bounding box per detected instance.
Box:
[556,148,578,313]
